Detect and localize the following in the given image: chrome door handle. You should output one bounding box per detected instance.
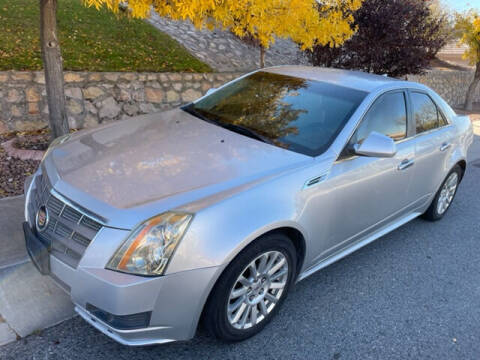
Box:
[398,159,414,171]
[440,143,451,152]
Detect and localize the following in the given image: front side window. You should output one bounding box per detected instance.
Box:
[184,71,367,157]
[349,92,407,146]
[411,92,446,134]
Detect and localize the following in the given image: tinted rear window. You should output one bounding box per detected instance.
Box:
[187,71,367,156]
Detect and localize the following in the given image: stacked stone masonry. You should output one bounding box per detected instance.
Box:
[407,70,480,108]
[1,69,479,133]
[0,71,241,133]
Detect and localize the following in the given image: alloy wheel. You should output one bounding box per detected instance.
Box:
[227,250,289,330]
[436,172,458,215]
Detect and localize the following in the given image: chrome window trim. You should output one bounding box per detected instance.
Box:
[411,124,455,139]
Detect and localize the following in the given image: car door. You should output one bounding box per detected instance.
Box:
[408,91,456,203]
[307,90,417,263]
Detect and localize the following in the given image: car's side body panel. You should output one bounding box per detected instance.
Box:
[168,81,472,278]
[311,138,417,264]
[411,125,457,199]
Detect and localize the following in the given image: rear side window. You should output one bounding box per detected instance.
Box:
[411,92,447,134]
[351,92,407,145]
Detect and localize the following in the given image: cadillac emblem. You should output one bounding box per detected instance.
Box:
[35,205,49,232]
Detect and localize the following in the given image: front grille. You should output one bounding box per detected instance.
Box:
[81,216,103,232]
[28,173,103,268]
[62,206,82,223]
[72,232,91,247]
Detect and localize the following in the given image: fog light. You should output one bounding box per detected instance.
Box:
[86,304,151,330]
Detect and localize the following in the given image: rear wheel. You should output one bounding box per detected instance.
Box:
[422,165,462,221]
[203,233,296,342]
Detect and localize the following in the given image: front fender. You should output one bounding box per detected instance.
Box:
[165,178,308,275]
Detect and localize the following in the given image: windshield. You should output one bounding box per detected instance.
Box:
[184,71,367,157]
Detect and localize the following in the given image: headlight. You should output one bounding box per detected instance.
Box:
[106,212,193,276]
[42,134,70,162]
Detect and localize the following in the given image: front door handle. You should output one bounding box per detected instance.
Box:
[398,159,414,171]
[440,142,451,152]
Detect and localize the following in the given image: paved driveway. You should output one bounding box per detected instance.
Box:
[1,136,480,359]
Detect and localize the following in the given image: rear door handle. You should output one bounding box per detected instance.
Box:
[440,142,451,152]
[398,159,414,171]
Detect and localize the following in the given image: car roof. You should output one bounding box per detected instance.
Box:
[263,65,406,93]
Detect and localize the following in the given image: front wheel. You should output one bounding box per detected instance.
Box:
[203,233,296,342]
[422,165,462,221]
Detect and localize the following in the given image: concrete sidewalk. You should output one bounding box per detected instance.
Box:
[0,262,75,343]
[0,196,75,346]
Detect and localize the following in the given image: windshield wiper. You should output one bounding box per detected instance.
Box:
[182,104,220,126]
[183,105,273,145]
[220,123,274,145]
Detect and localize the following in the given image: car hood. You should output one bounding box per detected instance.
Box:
[45,109,311,226]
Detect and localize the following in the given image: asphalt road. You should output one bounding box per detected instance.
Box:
[1,162,480,359]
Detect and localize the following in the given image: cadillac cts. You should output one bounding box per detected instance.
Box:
[24,66,473,345]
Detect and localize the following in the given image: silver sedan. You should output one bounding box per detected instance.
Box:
[24,66,473,345]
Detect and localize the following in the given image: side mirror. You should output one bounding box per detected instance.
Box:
[205,88,217,96]
[353,131,397,158]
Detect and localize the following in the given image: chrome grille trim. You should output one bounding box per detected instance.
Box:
[29,173,103,268]
[81,216,103,232]
[62,206,83,223]
[50,188,107,225]
[47,196,63,215]
[72,232,91,247]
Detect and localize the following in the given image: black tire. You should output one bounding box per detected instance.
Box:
[202,232,297,342]
[422,165,462,221]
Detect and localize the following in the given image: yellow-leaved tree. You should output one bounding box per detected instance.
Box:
[205,0,363,67]
[455,11,480,111]
[41,0,362,138]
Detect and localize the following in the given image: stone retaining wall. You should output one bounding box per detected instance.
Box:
[1,69,479,134]
[407,70,480,108]
[0,71,241,133]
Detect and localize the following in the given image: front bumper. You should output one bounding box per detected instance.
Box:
[75,305,174,346]
[25,221,222,345]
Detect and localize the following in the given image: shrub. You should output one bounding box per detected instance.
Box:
[308,0,449,77]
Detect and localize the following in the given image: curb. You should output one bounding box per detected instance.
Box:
[0,196,75,346]
[1,138,44,161]
[0,194,25,202]
[0,258,29,272]
[0,261,75,345]
[0,319,17,347]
